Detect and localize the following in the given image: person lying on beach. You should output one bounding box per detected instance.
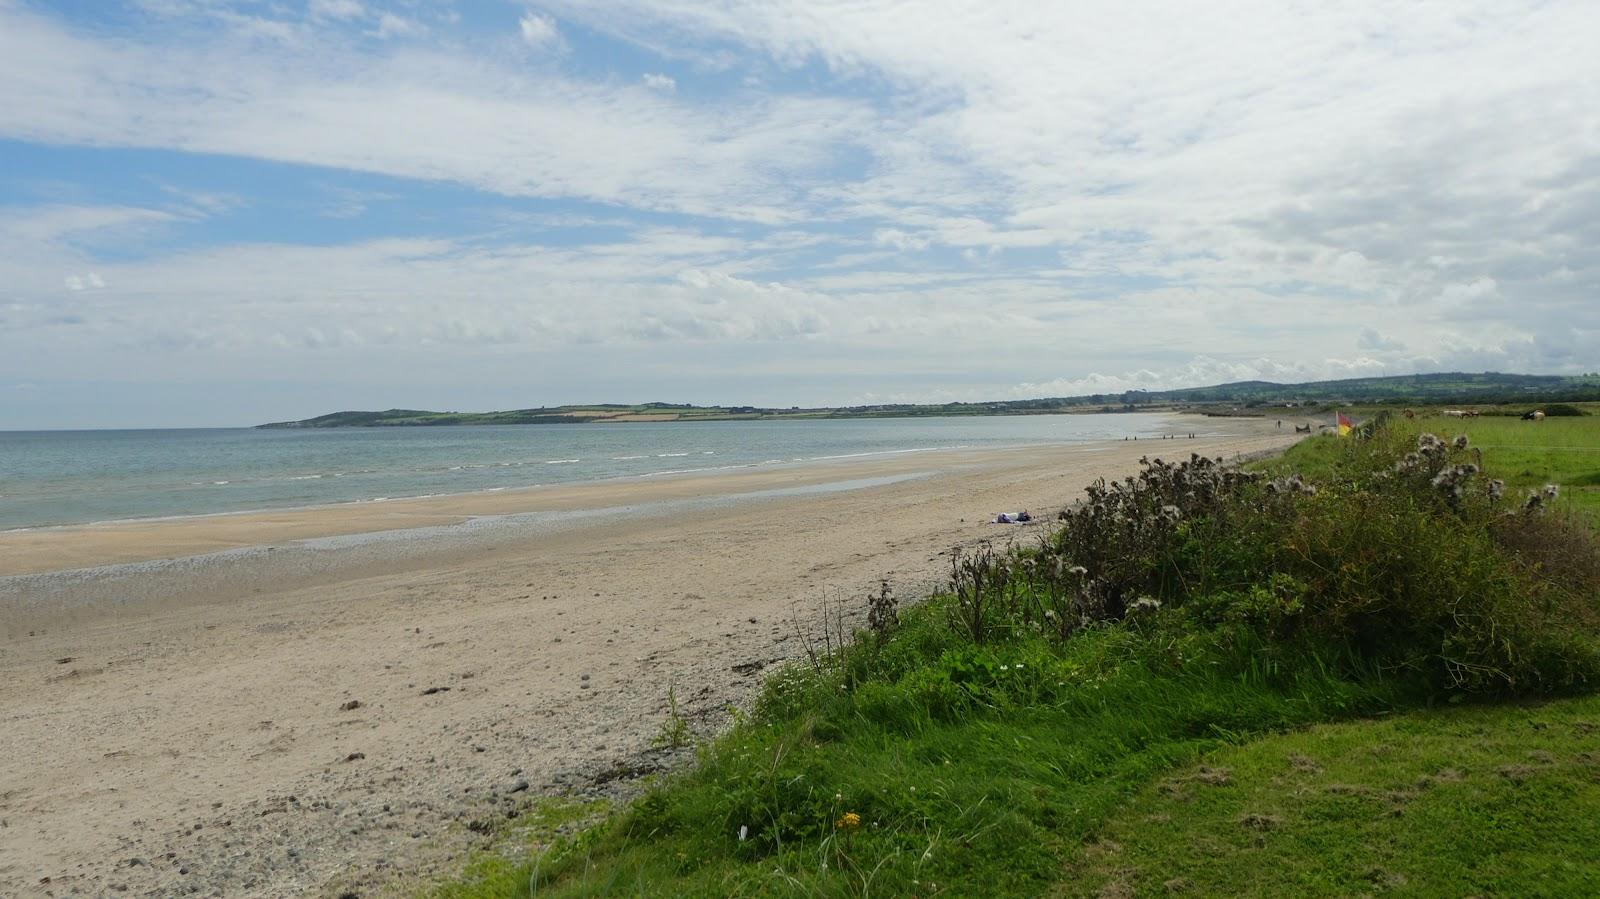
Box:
[992,511,1032,524]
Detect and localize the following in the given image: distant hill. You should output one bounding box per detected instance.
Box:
[257,372,1600,427]
[1134,372,1600,405]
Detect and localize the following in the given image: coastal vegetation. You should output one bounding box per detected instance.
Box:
[425,412,1600,897]
[260,371,1600,428]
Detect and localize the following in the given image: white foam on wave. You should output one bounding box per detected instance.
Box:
[546,458,580,464]
[657,452,689,458]
[642,463,753,477]
[797,444,978,463]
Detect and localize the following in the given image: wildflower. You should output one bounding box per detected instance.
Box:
[1129,596,1163,614]
[1523,483,1561,513]
[738,825,748,841]
[1453,434,1470,450]
[1486,479,1505,502]
[1430,463,1481,507]
[836,812,861,830]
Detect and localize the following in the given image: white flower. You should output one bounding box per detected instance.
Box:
[1130,596,1163,613]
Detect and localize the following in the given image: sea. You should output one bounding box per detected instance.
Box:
[0,413,1189,531]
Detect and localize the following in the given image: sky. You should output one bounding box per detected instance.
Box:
[1,0,1596,428]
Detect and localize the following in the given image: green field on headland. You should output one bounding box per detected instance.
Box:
[260,371,1600,427]
[420,413,1600,898]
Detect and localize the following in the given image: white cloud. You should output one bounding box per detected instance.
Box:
[64,272,108,291]
[0,204,178,244]
[2,2,1598,425]
[0,6,872,222]
[519,11,558,47]
[872,228,929,252]
[308,0,363,21]
[369,12,424,39]
[1358,329,1405,352]
[536,0,1600,307]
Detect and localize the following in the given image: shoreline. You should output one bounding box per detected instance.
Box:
[0,411,1198,537]
[0,415,1230,579]
[0,440,1006,537]
[0,424,1295,899]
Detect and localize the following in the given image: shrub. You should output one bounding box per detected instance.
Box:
[947,428,1600,696]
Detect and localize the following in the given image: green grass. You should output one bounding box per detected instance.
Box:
[433,609,1400,898]
[421,798,611,899]
[1267,412,1600,525]
[1439,415,1600,522]
[1068,694,1600,897]
[416,428,1600,898]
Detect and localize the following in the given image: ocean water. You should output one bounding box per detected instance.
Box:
[0,414,1189,530]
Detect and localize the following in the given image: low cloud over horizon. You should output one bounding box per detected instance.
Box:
[1,1,1596,428]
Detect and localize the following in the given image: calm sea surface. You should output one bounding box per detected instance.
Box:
[0,414,1187,530]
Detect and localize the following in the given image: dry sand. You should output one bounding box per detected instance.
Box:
[0,420,1296,898]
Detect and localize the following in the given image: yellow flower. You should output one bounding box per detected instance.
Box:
[836,811,862,830]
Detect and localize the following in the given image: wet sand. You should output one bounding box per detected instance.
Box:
[0,420,1295,898]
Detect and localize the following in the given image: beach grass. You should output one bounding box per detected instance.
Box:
[421,417,1600,897]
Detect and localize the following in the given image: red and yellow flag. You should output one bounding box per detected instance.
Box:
[1337,412,1354,437]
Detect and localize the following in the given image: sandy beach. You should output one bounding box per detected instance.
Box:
[0,421,1295,898]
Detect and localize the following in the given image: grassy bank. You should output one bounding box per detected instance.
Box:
[1068,694,1600,897]
[424,421,1600,897]
[1287,412,1600,524]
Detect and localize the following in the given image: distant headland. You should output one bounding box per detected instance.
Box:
[257,371,1600,427]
